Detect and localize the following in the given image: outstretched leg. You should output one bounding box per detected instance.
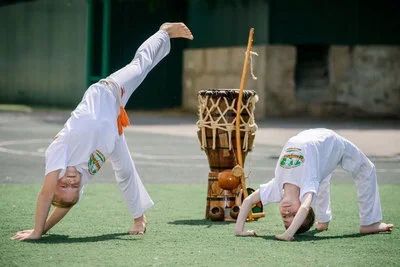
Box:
[109,135,154,235]
[106,22,193,106]
[340,137,393,234]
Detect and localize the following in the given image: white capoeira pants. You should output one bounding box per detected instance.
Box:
[315,134,382,226]
[103,30,171,218]
[109,135,154,219]
[340,136,382,226]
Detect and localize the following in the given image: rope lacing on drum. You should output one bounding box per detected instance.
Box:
[196,93,258,152]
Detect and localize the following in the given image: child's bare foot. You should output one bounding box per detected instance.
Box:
[360,222,394,234]
[315,222,329,232]
[160,22,194,40]
[129,215,147,235]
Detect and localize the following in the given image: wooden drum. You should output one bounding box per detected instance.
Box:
[197,89,258,172]
[197,89,258,221]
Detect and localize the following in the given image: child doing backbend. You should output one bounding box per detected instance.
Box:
[235,128,393,241]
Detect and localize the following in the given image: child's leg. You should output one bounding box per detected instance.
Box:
[109,135,154,221]
[340,137,392,233]
[107,30,171,106]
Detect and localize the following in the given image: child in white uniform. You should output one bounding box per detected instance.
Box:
[12,22,193,241]
[235,128,393,241]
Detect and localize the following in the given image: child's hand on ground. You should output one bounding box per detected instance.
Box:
[315,222,329,231]
[275,232,294,241]
[235,230,257,237]
[11,229,41,241]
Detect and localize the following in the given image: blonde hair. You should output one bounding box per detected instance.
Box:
[283,207,315,234]
[52,194,79,208]
[296,208,315,234]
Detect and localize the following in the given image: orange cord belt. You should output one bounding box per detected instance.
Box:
[117,106,130,135]
[98,78,130,135]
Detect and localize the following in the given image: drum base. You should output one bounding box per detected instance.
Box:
[205,172,240,221]
[205,172,265,222]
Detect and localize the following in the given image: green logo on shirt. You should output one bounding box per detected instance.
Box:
[279,147,305,169]
[88,149,106,175]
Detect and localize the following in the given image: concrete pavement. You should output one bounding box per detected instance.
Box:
[0,109,399,185]
[128,111,400,158]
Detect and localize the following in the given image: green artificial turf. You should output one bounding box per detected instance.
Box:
[1,183,399,266]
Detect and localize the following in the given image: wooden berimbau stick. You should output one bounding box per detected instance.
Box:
[234,28,265,221]
[235,28,255,220]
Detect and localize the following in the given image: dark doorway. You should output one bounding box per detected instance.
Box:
[295,45,329,101]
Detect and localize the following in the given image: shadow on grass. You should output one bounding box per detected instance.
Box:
[29,232,135,244]
[256,229,364,242]
[168,219,234,227]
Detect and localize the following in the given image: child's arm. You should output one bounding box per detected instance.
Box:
[12,170,60,241]
[12,207,72,240]
[234,189,260,236]
[43,207,72,234]
[275,192,313,241]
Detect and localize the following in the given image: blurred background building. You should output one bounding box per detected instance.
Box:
[1,0,399,118]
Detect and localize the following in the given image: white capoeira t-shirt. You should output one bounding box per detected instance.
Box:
[45,82,119,185]
[260,128,345,208]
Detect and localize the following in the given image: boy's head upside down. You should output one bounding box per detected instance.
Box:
[279,184,315,234]
[52,166,81,208]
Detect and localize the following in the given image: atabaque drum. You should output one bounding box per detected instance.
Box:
[197,89,258,172]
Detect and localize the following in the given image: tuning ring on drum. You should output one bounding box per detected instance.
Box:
[209,206,225,221]
[230,205,240,219]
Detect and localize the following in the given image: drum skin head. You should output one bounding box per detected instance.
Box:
[198,89,256,101]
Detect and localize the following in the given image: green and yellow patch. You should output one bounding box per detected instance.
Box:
[88,149,106,175]
[279,147,305,169]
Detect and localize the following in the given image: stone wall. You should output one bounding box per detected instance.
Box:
[183,45,269,119]
[183,45,400,118]
[333,46,400,117]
